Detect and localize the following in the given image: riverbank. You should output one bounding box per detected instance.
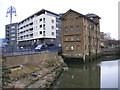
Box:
[62,53,102,64]
[62,47,120,63]
[53,55,119,88]
[2,55,67,88]
[2,48,120,88]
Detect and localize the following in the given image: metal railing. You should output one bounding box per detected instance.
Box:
[1,46,62,56]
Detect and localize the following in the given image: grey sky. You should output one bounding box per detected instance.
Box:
[0,0,119,39]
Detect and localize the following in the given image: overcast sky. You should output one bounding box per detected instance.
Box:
[0,0,119,40]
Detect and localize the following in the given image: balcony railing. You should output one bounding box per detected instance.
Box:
[19,18,33,28]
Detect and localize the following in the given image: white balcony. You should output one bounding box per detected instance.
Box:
[29,19,33,24]
[29,25,33,29]
[19,36,33,41]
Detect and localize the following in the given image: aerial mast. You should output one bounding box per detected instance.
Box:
[6,6,17,24]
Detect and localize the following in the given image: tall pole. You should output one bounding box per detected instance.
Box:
[6,6,17,24]
[10,6,12,24]
[6,6,17,55]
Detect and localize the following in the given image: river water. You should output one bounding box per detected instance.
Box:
[54,56,120,88]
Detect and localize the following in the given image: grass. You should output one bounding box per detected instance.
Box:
[2,67,11,88]
[10,65,39,80]
[44,60,57,68]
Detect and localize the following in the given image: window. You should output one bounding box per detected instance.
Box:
[76,36,80,41]
[39,18,42,22]
[56,24,59,28]
[66,46,69,51]
[76,45,79,51]
[76,26,79,30]
[43,31,45,36]
[70,18,74,22]
[85,45,87,50]
[11,26,15,29]
[56,32,59,36]
[10,42,14,45]
[41,39,44,43]
[70,46,74,50]
[43,18,45,23]
[51,26,54,29]
[65,27,68,32]
[71,37,74,41]
[65,37,68,41]
[11,38,15,40]
[51,20,54,23]
[11,30,15,33]
[43,24,45,30]
[56,18,59,22]
[40,25,42,28]
[52,32,54,36]
[70,26,74,31]
[34,40,36,42]
[40,31,42,34]
[7,27,10,29]
[76,17,79,20]
[11,34,16,37]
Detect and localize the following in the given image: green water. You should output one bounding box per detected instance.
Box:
[54,56,119,88]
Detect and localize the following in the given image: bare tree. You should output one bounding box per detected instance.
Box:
[104,33,111,40]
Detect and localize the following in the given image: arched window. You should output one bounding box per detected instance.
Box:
[76,25,79,30]
[65,37,68,41]
[71,36,74,41]
[65,27,68,32]
[76,45,79,51]
[70,26,74,31]
[76,36,80,41]
[70,45,74,50]
[66,46,69,51]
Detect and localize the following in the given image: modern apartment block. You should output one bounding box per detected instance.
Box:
[17,9,61,49]
[0,39,3,54]
[5,23,18,50]
[61,9,101,57]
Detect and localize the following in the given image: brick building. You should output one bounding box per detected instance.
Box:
[61,9,101,57]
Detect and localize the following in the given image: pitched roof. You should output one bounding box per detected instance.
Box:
[60,9,101,24]
[60,9,84,19]
[85,13,101,19]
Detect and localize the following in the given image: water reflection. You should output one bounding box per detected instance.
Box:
[54,59,119,88]
[54,61,101,88]
[99,60,118,88]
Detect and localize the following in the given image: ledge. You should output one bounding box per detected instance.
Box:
[64,41,81,42]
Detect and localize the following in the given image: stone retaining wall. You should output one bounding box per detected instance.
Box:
[3,52,58,68]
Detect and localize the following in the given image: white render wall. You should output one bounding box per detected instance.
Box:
[18,12,57,42]
[33,14,56,39]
